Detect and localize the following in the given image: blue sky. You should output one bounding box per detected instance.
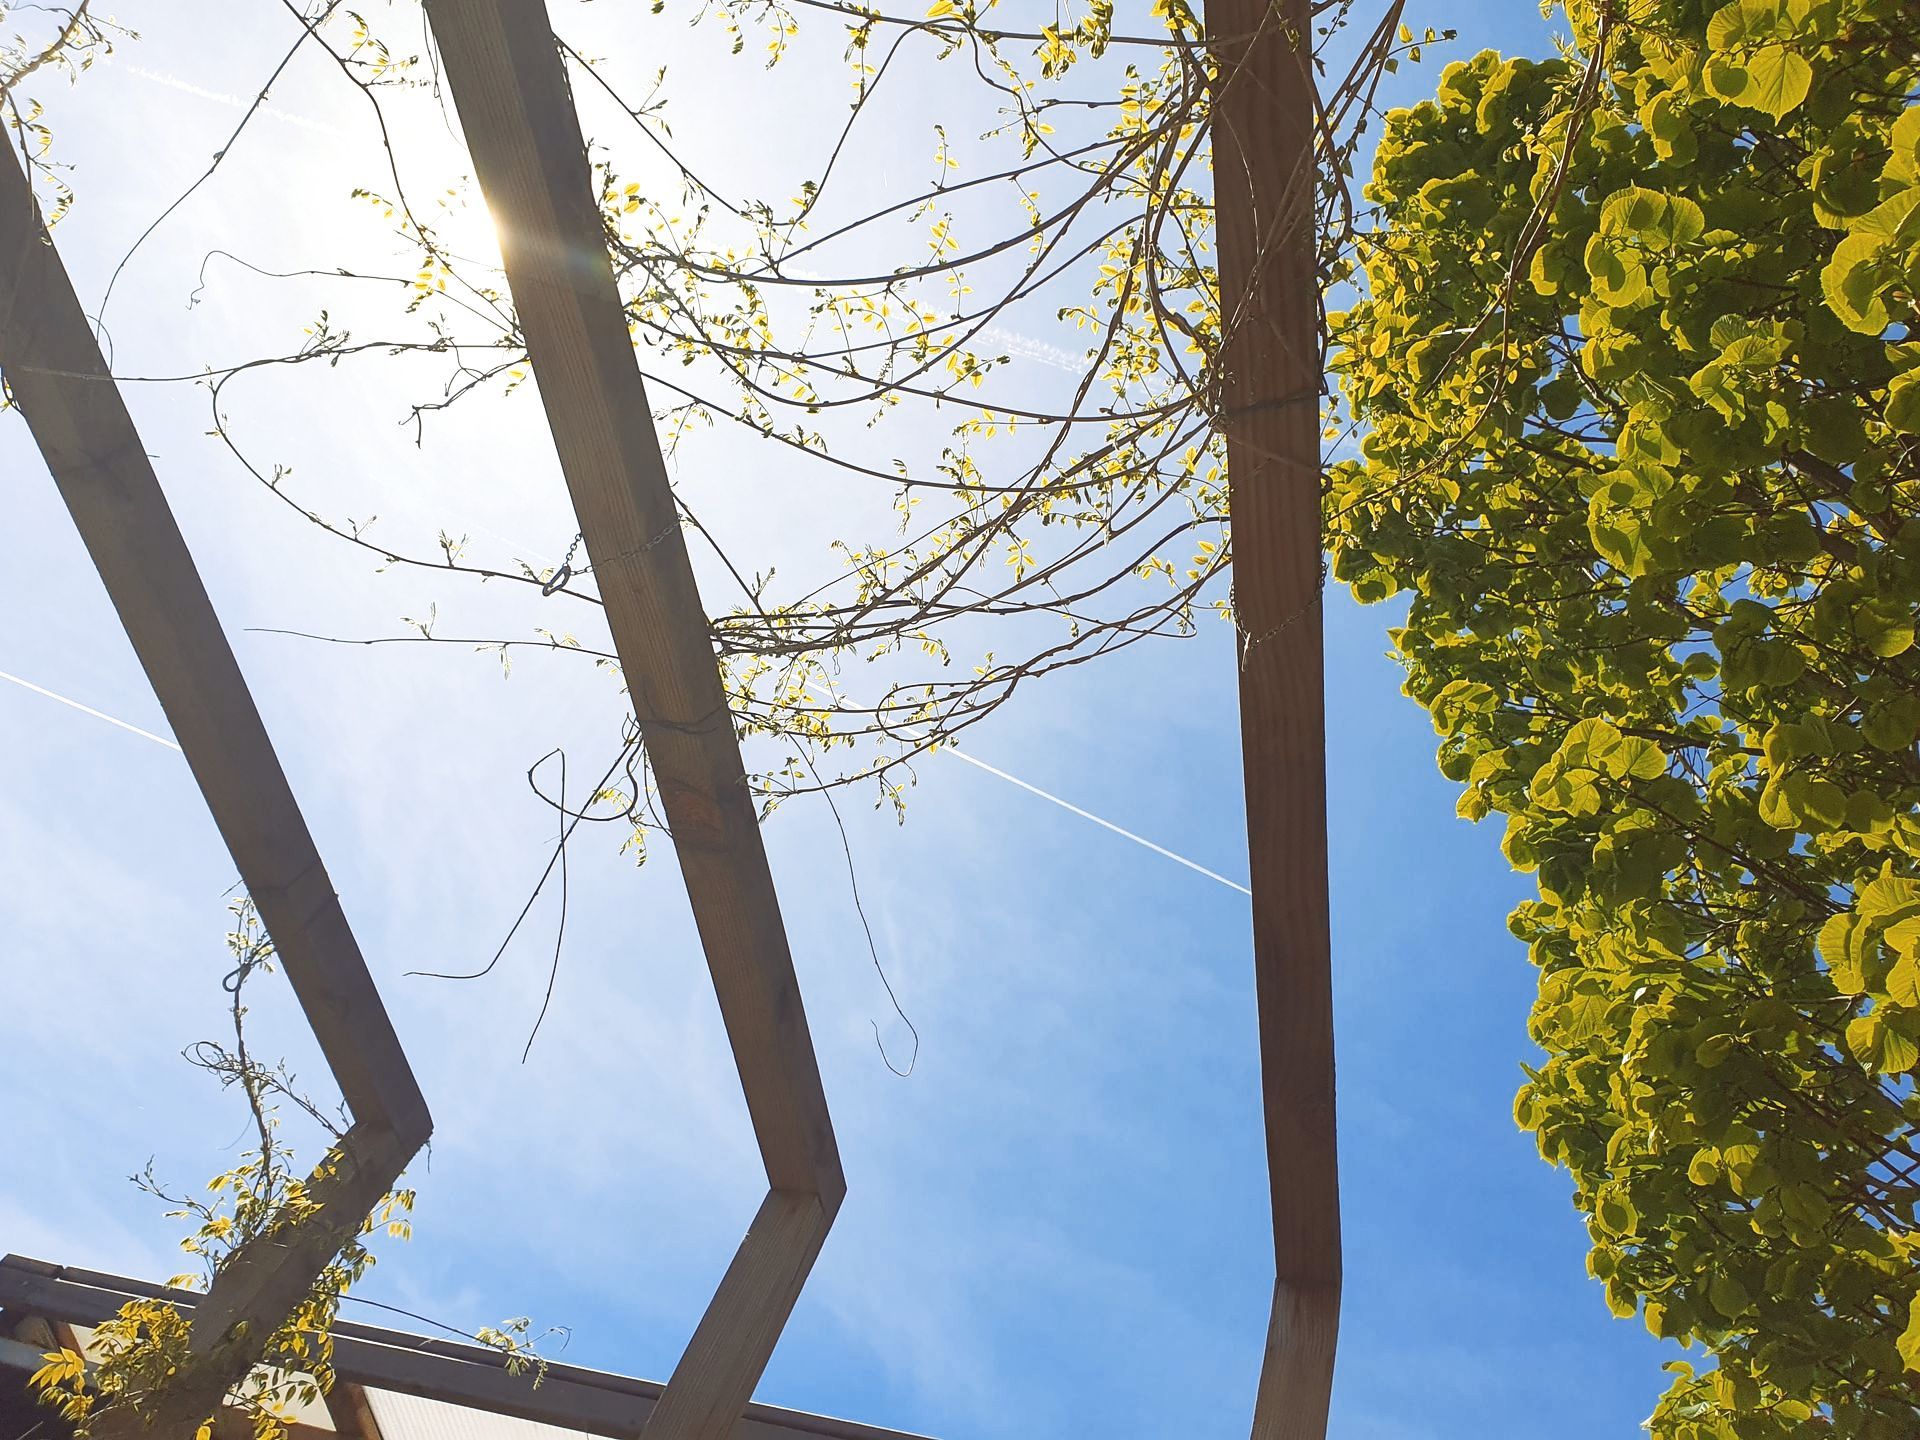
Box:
[0,2,1675,1436]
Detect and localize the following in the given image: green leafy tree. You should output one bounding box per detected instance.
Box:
[1329,0,1920,1431]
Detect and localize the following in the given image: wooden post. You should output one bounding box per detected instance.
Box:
[324,1381,387,1440]
[0,140,430,1428]
[414,5,843,1435]
[1206,0,1341,1435]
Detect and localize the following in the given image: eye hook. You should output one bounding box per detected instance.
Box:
[542,529,587,596]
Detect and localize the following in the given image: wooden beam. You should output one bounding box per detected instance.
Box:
[413,5,841,1434]
[0,144,430,1154]
[183,1124,411,1354]
[640,1191,830,1440]
[1206,0,1341,1435]
[0,136,431,1426]
[323,1381,386,1440]
[0,1260,933,1440]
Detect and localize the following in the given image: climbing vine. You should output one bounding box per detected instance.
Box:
[0,1,130,223]
[26,905,543,1439]
[76,0,1427,833]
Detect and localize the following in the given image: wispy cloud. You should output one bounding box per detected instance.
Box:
[112,60,347,138]
[978,325,1087,375]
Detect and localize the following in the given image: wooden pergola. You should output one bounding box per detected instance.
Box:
[0,120,435,1440]
[0,1258,932,1440]
[0,0,1336,1432]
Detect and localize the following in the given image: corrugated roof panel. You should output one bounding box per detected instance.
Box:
[366,1385,613,1440]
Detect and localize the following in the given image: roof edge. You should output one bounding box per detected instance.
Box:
[0,1257,933,1440]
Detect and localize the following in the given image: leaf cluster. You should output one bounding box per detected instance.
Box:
[1330,1,1920,1432]
[28,905,416,1440]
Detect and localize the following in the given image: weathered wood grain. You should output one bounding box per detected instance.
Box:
[415,5,843,1434]
[1207,0,1342,1434]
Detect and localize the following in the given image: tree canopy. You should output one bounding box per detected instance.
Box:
[1329,0,1920,1432]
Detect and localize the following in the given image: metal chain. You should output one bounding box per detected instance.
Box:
[541,529,587,596]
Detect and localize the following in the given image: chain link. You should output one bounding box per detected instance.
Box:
[541,530,588,596]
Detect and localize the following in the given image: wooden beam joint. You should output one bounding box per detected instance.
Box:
[0,135,432,1435]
